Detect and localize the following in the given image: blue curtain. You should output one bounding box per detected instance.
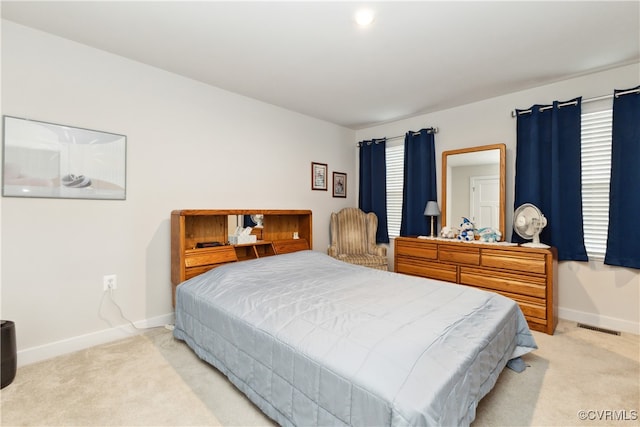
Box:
[605,86,640,269]
[400,130,437,237]
[513,98,588,261]
[359,139,389,243]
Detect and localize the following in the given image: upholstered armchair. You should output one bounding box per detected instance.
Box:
[328,208,388,271]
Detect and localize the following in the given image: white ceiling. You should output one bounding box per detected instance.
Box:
[2,1,639,129]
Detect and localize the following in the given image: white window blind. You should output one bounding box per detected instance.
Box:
[581,108,612,259]
[385,143,404,238]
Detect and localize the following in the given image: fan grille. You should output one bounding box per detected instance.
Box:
[514,203,546,244]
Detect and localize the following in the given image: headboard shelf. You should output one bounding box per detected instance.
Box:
[171,209,312,305]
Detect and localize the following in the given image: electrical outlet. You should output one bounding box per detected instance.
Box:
[103,274,117,291]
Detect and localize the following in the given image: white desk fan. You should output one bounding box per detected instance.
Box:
[513,203,549,248]
[250,214,264,228]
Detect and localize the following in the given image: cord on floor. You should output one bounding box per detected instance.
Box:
[98,288,161,332]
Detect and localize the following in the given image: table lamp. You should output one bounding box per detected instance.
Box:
[424,201,441,238]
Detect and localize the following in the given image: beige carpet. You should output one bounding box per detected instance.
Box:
[1,320,638,426]
[474,320,639,426]
[0,327,228,426]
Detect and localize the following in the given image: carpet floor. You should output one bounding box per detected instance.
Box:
[1,319,638,426]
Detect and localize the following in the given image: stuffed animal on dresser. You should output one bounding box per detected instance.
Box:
[477,227,502,243]
[440,225,458,239]
[458,217,476,241]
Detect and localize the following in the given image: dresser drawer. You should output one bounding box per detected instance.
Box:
[469,284,547,321]
[396,256,457,282]
[395,239,438,260]
[184,246,238,267]
[515,299,547,321]
[460,267,547,299]
[481,249,547,275]
[439,245,480,265]
[524,317,550,333]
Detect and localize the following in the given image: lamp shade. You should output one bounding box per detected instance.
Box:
[424,201,440,216]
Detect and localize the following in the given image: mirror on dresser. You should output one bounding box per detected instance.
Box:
[441,143,506,237]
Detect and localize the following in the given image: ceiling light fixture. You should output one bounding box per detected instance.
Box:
[355,9,375,27]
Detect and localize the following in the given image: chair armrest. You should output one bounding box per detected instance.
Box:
[368,244,387,257]
[328,245,339,257]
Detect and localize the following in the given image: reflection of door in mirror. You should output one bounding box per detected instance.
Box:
[450,166,499,227]
[228,215,243,235]
[470,175,500,229]
[442,144,506,238]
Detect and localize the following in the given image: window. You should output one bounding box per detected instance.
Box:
[385,142,404,238]
[581,104,613,259]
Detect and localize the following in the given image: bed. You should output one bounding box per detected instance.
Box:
[173,250,537,426]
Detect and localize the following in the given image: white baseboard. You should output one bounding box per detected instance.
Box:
[16,313,175,367]
[559,307,639,335]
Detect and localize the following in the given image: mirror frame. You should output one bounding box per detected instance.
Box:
[441,143,506,238]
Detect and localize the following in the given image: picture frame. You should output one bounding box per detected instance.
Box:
[2,116,126,200]
[332,171,347,198]
[311,162,328,191]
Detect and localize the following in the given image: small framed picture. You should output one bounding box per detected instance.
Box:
[332,172,347,198]
[311,162,328,191]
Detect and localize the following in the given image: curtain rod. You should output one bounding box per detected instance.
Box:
[387,126,439,141]
[357,127,438,146]
[512,87,640,117]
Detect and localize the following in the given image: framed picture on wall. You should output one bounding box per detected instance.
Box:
[311,162,328,191]
[332,171,347,198]
[2,116,127,200]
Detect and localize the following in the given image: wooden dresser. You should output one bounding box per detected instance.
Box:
[394,237,557,334]
[171,209,312,305]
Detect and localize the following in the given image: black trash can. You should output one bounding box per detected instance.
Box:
[1,320,17,388]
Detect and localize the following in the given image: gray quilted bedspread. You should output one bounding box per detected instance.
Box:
[174,250,537,426]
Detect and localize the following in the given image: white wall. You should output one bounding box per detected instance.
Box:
[0,21,356,364]
[356,63,640,335]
